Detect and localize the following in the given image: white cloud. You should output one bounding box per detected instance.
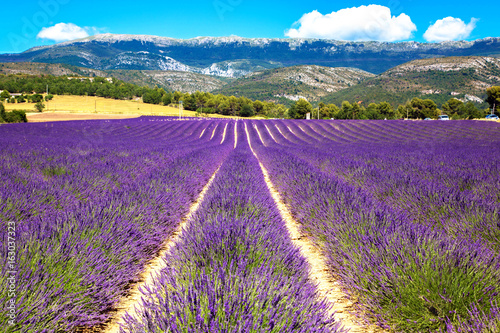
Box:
[37,23,90,42]
[424,17,478,42]
[285,5,417,42]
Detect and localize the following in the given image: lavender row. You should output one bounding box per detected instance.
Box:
[307,142,500,251]
[257,120,500,252]
[120,122,344,333]
[260,119,500,147]
[253,120,500,250]
[248,120,500,332]
[0,118,234,332]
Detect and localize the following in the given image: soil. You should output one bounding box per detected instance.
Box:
[102,168,221,333]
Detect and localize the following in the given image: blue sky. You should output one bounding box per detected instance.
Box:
[0,0,498,53]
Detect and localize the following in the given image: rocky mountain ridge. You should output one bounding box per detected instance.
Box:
[2,34,500,77]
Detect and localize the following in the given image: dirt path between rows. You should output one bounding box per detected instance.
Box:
[220,122,229,144]
[103,167,221,333]
[244,123,384,333]
[264,124,277,143]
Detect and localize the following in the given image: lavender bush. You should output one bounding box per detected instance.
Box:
[120,122,344,333]
[249,119,500,332]
[2,117,499,332]
[0,118,234,331]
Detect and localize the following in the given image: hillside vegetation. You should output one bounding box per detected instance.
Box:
[0,62,227,93]
[323,56,500,107]
[213,65,375,103]
[104,70,228,93]
[1,57,499,120]
[0,62,107,77]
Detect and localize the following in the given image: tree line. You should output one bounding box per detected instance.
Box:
[0,74,144,100]
[134,87,498,120]
[0,73,498,120]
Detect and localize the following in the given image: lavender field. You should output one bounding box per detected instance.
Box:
[1,117,500,332]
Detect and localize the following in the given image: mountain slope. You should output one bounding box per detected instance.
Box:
[2,34,500,77]
[213,65,375,102]
[104,69,228,92]
[0,62,108,77]
[0,62,227,93]
[322,56,500,107]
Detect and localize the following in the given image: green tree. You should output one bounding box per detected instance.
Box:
[264,103,286,118]
[16,95,26,103]
[318,103,340,119]
[0,102,6,122]
[1,90,10,101]
[5,110,27,123]
[35,101,45,113]
[337,101,353,119]
[363,103,384,119]
[194,92,207,110]
[486,86,500,114]
[461,102,483,119]
[142,90,162,104]
[162,93,172,106]
[397,102,413,119]
[228,96,239,116]
[28,94,44,103]
[405,98,439,119]
[172,91,183,104]
[337,101,364,119]
[441,99,483,119]
[240,104,255,117]
[252,100,265,115]
[218,101,231,116]
[289,99,313,119]
[442,98,464,115]
[377,101,398,119]
[182,94,197,111]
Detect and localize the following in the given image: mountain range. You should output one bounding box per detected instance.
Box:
[1,34,500,107]
[2,34,500,77]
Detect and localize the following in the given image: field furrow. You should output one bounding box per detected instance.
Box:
[0,119,234,331]
[1,117,500,332]
[119,122,344,332]
[249,119,500,332]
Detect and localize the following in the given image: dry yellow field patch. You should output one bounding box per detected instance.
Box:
[4,95,236,120]
[26,112,138,122]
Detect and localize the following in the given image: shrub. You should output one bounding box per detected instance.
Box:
[35,102,45,112]
[0,103,27,123]
[5,110,28,123]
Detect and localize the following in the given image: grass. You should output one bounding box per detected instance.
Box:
[3,95,236,118]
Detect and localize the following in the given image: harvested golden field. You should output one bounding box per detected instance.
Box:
[4,95,236,120]
[26,112,139,122]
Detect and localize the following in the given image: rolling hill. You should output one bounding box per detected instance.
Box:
[213,65,375,103]
[322,56,500,107]
[0,62,228,93]
[0,62,108,77]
